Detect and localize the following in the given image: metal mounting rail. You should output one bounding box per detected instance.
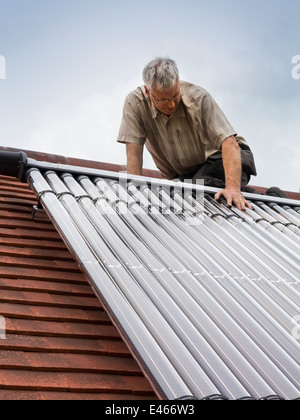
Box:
[0,151,299,206]
[24,156,300,206]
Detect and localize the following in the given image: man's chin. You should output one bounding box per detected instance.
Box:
[162,107,176,116]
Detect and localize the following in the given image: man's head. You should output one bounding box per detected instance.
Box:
[143,57,182,116]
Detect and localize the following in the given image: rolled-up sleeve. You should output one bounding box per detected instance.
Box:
[200,94,237,150]
[117,94,146,146]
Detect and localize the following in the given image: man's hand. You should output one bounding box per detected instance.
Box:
[214,186,252,211]
[216,136,252,210]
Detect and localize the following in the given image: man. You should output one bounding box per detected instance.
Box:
[117,57,257,210]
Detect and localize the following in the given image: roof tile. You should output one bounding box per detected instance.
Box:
[6,319,119,339]
[0,278,94,296]
[0,290,101,310]
[0,302,109,323]
[0,390,155,400]
[0,370,154,394]
[0,351,142,375]
[0,334,131,356]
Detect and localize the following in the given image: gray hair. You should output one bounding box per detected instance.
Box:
[142,57,180,91]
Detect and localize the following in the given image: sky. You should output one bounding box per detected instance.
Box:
[0,0,299,192]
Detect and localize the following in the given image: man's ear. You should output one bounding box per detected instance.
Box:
[144,86,150,98]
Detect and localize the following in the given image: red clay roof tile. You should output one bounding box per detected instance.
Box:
[0,351,142,375]
[0,390,155,400]
[6,318,119,339]
[0,278,94,296]
[0,302,112,323]
[0,334,131,356]
[0,370,154,395]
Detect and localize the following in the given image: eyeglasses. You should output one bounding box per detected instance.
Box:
[149,88,184,105]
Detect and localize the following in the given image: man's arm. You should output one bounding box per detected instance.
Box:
[126,143,144,176]
[214,136,252,210]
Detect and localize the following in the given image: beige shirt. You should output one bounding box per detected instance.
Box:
[117,81,248,179]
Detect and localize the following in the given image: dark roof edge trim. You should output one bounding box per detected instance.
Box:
[0,151,27,180]
[0,150,299,206]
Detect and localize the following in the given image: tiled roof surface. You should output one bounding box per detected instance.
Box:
[0,174,156,400]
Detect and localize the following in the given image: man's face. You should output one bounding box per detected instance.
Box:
[145,81,182,116]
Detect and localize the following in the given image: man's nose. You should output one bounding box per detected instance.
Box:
[166,99,175,106]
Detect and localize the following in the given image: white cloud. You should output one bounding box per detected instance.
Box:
[27,77,158,171]
[28,79,136,164]
[225,96,300,192]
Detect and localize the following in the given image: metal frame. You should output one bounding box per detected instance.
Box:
[0,150,299,206]
[25,156,300,207]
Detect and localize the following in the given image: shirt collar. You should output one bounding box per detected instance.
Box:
[149,98,159,119]
[181,83,193,109]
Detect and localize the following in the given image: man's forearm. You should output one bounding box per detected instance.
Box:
[126,159,143,175]
[222,136,242,189]
[126,143,144,175]
[214,135,251,210]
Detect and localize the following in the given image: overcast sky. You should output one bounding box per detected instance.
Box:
[0,0,299,191]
